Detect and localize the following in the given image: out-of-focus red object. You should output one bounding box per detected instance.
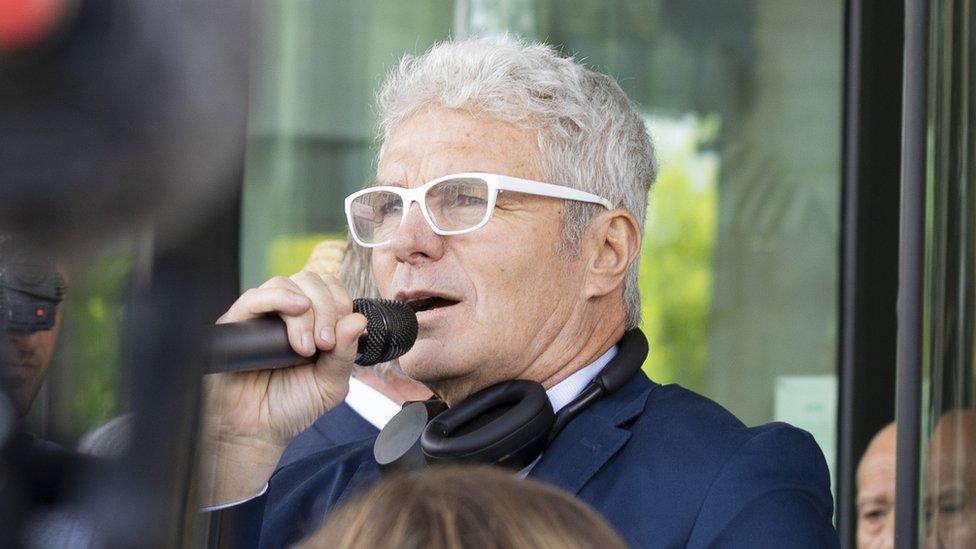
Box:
[0,0,68,51]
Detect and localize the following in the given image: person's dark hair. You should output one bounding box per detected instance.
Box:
[300,465,626,549]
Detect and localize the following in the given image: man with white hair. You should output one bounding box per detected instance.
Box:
[202,37,838,547]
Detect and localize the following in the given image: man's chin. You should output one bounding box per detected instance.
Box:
[398,343,468,385]
[0,383,34,417]
[1,364,31,386]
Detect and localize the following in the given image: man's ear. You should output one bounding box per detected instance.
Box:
[584,209,642,299]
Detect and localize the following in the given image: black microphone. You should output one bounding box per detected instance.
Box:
[206,298,417,374]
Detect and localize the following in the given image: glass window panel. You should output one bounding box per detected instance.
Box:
[241,0,454,289]
[242,0,844,508]
[13,244,139,449]
[920,1,976,547]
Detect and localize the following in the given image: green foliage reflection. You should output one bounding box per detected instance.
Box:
[639,114,719,392]
[56,253,132,440]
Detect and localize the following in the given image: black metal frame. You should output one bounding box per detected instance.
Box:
[893,0,929,547]
[837,1,905,547]
[95,173,243,547]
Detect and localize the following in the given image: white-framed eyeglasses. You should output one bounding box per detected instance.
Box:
[344,172,613,248]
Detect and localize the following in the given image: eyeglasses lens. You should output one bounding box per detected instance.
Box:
[426,177,490,232]
[350,190,403,244]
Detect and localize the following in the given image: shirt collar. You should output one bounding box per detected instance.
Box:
[344,377,402,429]
[346,345,620,430]
[545,345,618,414]
[516,345,619,477]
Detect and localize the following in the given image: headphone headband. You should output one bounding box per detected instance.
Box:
[375,329,649,473]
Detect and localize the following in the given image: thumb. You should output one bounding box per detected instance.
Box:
[333,312,367,363]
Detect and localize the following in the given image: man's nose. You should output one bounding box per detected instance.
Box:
[389,202,444,264]
[879,516,894,549]
[3,333,29,353]
[922,517,941,549]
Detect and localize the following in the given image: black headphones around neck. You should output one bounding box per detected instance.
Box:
[373,329,648,474]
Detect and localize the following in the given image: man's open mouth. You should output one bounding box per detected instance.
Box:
[405,296,460,313]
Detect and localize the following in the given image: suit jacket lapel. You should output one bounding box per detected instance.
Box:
[530,372,654,495]
[314,402,380,447]
[332,457,381,509]
[329,371,656,507]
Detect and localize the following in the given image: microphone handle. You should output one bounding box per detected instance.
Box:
[207,298,417,374]
[208,317,318,374]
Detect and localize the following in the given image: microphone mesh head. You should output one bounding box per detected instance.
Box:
[353,298,418,366]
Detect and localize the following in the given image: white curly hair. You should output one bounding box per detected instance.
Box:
[375,36,657,328]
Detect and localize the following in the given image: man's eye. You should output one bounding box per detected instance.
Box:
[866,509,887,521]
[859,507,889,522]
[452,194,487,207]
[939,500,965,515]
[937,491,967,516]
[379,200,402,216]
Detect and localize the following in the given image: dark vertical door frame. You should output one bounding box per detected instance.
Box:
[838,0,904,547]
[894,0,929,546]
[97,174,244,547]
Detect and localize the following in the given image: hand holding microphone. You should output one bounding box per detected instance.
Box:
[200,243,414,507]
[208,297,417,373]
[203,271,365,457]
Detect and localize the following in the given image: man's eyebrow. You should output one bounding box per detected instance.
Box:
[856,495,892,508]
[371,179,407,188]
[937,487,966,503]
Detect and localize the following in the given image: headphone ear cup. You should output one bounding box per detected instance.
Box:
[420,380,554,470]
[374,399,448,474]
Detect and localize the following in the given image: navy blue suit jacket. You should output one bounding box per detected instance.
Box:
[257,372,839,548]
[277,401,379,469]
[216,402,380,548]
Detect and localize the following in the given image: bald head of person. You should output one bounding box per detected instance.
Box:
[857,422,897,549]
[924,410,976,549]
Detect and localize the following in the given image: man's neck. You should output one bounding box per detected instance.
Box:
[524,298,626,391]
[535,319,624,390]
[354,368,432,405]
[434,303,627,405]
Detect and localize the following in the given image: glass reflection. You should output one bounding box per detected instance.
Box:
[920,0,975,546]
[924,412,976,548]
[0,237,65,421]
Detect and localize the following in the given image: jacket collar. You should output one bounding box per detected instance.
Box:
[529,369,656,495]
[338,332,657,502]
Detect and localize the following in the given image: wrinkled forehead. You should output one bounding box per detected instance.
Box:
[926,446,976,480]
[375,107,542,188]
[927,412,976,472]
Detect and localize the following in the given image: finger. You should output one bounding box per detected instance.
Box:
[224,277,316,357]
[291,271,351,352]
[259,275,306,290]
[312,312,367,398]
[268,274,319,357]
[217,287,311,324]
[317,273,354,349]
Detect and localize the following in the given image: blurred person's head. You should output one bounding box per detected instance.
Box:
[924,410,976,549]
[301,465,626,549]
[0,239,65,417]
[364,37,655,404]
[857,422,897,549]
[1,315,60,417]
